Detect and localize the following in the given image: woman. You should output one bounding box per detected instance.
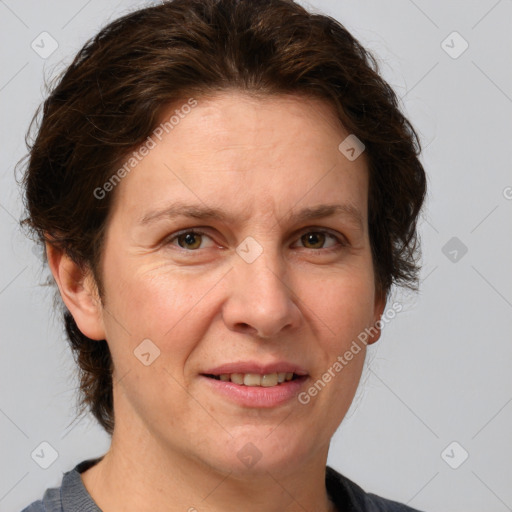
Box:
[20,0,426,510]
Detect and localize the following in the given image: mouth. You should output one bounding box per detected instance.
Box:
[200,363,309,407]
[202,372,303,387]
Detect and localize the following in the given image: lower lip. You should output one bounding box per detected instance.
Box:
[200,375,308,408]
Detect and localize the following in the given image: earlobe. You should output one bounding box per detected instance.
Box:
[45,242,106,341]
[367,293,387,345]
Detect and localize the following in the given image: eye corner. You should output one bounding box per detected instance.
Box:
[292,228,348,251]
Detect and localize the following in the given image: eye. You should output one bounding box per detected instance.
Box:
[165,228,345,252]
[166,230,215,250]
[294,230,344,250]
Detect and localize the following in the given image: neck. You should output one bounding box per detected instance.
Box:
[81,427,335,512]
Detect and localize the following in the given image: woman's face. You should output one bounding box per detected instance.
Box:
[94,92,383,474]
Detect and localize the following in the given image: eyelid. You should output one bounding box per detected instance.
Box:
[164,226,347,251]
[164,228,216,249]
[292,227,347,249]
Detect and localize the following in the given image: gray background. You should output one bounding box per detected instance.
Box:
[1,1,511,511]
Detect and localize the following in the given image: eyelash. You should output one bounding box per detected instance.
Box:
[164,228,346,252]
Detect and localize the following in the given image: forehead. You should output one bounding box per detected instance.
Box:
[109,91,369,226]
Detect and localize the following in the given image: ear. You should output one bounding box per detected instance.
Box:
[366,291,386,345]
[46,242,106,341]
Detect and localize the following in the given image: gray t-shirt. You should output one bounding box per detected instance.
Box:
[20,458,424,511]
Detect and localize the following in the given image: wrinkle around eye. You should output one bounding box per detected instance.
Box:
[164,229,218,251]
[159,228,350,255]
[291,230,345,250]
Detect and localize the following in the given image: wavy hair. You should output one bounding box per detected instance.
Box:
[21,0,426,434]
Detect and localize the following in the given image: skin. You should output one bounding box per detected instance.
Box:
[48,91,385,512]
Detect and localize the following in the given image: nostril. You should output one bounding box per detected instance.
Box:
[235,322,258,334]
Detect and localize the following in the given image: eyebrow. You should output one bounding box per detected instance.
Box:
[140,201,364,229]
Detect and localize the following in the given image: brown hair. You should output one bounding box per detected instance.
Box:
[21,0,426,434]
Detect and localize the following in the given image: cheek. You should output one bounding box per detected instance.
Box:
[304,263,377,339]
[98,267,216,421]
[99,256,225,369]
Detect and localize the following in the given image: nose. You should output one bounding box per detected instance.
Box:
[222,247,302,339]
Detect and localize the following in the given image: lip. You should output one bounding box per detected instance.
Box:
[203,361,308,376]
[200,374,308,408]
[200,360,309,408]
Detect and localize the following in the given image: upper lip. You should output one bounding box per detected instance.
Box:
[203,361,308,376]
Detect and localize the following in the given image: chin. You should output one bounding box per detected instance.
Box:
[211,427,318,477]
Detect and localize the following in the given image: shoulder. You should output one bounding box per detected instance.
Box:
[19,487,62,512]
[20,502,44,512]
[326,466,425,512]
[19,458,102,512]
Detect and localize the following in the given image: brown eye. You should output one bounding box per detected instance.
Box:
[297,230,343,250]
[301,232,327,249]
[176,232,204,250]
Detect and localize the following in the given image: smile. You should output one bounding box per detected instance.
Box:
[201,370,309,408]
[204,372,299,387]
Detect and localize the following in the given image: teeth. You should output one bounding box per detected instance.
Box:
[230,373,244,385]
[261,373,278,387]
[244,373,261,386]
[215,372,297,386]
